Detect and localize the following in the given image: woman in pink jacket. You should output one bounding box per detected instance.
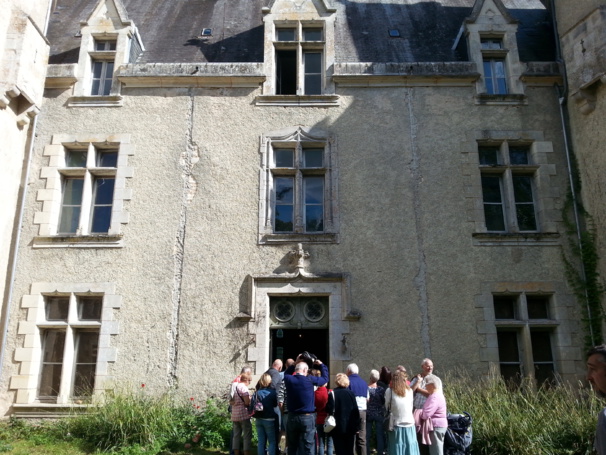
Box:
[419,375,447,455]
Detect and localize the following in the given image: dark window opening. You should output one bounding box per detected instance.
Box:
[276,51,297,95]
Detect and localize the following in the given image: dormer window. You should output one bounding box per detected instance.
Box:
[274,24,324,96]
[90,39,117,96]
[481,38,508,95]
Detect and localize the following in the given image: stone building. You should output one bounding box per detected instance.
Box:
[0,0,599,416]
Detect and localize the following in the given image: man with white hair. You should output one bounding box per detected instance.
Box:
[283,354,328,455]
[347,363,368,455]
[410,358,434,410]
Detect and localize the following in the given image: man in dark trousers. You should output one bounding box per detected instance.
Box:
[346,363,368,455]
[283,354,328,455]
[265,359,283,452]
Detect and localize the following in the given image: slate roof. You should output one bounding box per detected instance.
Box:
[47,0,555,65]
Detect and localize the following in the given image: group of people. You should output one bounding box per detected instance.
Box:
[228,355,448,455]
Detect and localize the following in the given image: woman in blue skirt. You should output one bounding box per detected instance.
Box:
[385,371,420,455]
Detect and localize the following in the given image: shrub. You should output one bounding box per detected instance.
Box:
[443,371,600,455]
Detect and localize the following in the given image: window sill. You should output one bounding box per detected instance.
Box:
[12,403,92,418]
[67,95,123,107]
[472,232,560,246]
[33,234,124,248]
[474,94,527,106]
[255,94,340,107]
[259,233,339,244]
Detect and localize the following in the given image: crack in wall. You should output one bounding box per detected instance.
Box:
[404,87,431,359]
[167,91,200,387]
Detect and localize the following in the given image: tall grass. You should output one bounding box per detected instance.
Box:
[443,371,601,455]
[66,385,232,453]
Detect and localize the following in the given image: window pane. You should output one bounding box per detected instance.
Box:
[527,296,550,319]
[305,205,324,232]
[91,207,112,233]
[303,149,323,168]
[66,150,87,167]
[481,176,503,203]
[497,331,520,363]
[478,147,500,165]
[275,206,293,232]
[277,28,295,41]
[39,330,66,398]
[275,177,294,204]
[516,204,537,231]
[481,39,502,50]
[482,176,505,231]
[494,296,516,319]
[484,206,506,231]
[304,177,323,204]
[509,147,530,165]
[512,176,533,203]
[275,177,294,233]
[45,296,69,321]
[73,330,99,397]
[303,28,322,41]
[275,149,294,167]
[305,75,321,95]
[530,331,553,362]
[94,178,115,205]
[276,51,297,95]
[305,53,322,73]
[78,296,103,321]
[97,150,118,167]
[304,177,324,232]
[59,178,84,233]
[304,53,322,95]
[484,61,494,95]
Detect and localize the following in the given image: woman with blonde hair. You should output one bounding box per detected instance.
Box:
[326,373,360,455]
[231,371,253,455]
[385,371,419,455]
[255,373,279,455]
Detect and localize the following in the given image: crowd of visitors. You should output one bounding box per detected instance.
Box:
[228,355,447,455]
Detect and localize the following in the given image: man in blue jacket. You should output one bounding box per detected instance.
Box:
[347,363,368,455]
[283,354,329,455]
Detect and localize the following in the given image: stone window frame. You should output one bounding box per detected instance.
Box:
[258,126,338,244]
[10,282,120,408]
[33,134,134,248]
[464,0,528,105]
[475,281,583,380]
[68,0,144,107]
[257,0,338,107]
[462,130,560,246]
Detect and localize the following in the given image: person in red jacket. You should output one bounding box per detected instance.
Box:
[312,369,334,455]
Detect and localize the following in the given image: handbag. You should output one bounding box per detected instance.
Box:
[386,389,395,432]
[324,390,337,433]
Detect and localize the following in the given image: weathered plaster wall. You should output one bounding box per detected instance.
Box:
[0,75,582,413]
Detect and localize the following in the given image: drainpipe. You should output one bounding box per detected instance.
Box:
[550,0,596,345]
[0,114,38,380]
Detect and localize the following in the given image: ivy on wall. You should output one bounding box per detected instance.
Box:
[562,192,604,351]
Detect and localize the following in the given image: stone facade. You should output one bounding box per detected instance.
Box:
[0,0,600,416]
[0,0,51,411]
[554,1,606,280]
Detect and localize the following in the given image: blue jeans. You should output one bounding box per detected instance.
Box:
[366,414,385,455]
[287,413,316,455]
[315,423,333,455]
[257,419,277,455]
